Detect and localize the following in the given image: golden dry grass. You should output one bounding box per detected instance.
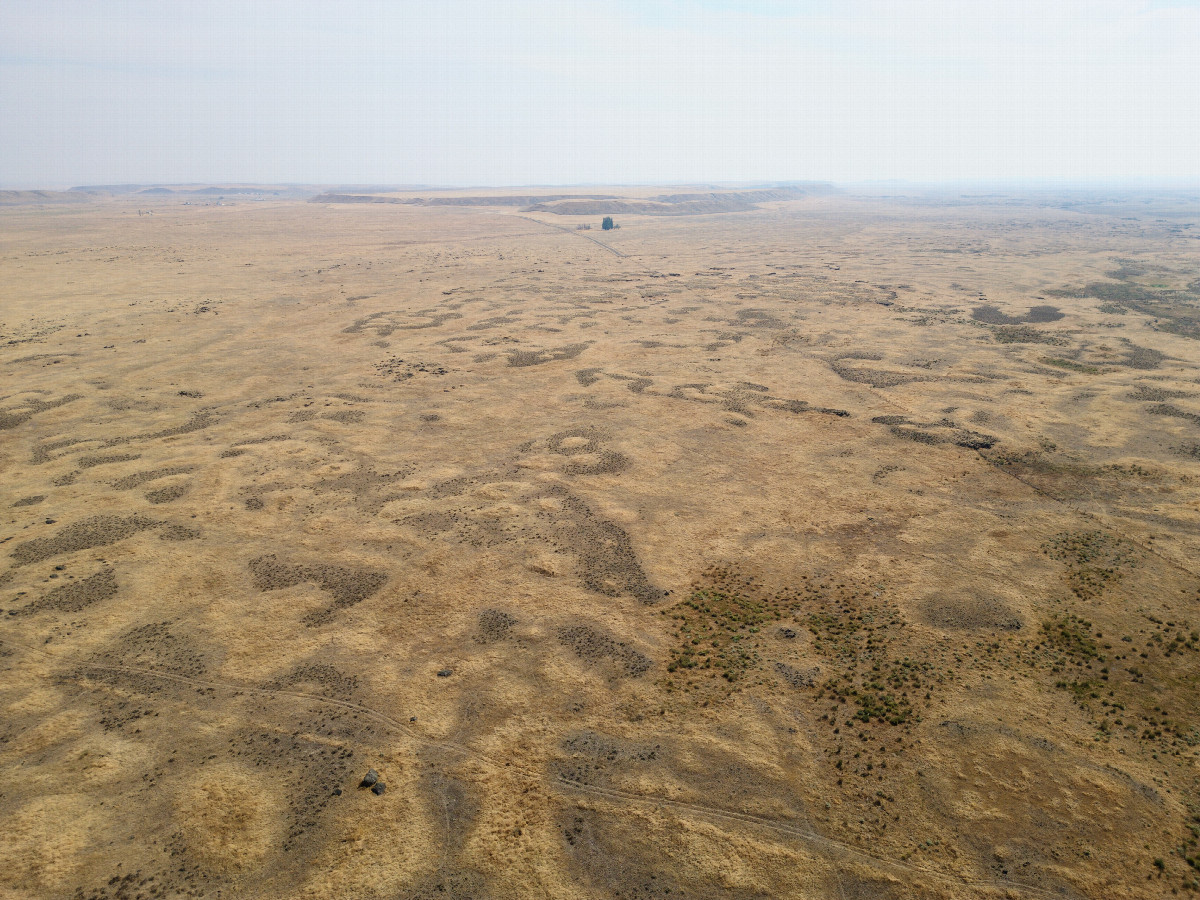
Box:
[1,188,1199,898]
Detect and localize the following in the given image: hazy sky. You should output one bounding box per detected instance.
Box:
[2,0,1198,187]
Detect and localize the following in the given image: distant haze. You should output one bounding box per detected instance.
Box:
[2,0,1198,188]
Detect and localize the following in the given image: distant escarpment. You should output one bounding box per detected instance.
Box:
[310,183,837,215]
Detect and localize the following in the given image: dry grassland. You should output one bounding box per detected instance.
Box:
[1,187,1199,899]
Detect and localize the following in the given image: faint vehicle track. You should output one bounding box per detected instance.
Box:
[552,779,1070,900]
[822,356,1200,584]
[0,634,1074,900]
[974,455,1200,583]
[510,214,627,258]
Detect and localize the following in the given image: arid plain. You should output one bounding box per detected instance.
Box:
[2,185,1199,899]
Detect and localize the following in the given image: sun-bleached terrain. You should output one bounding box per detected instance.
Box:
[2,184,1199,899]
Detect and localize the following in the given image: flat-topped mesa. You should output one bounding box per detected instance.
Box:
[308,183,838,213]
[524,185,837,216]
[308,192,619,206]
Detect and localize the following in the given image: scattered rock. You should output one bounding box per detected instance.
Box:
[248,554,388,625]
[159,524,201,541]
[10,515,159,566]
[361,769,379,788]
[776,662,820,688]
[920,594,1024,631]
[11,568,118,615]
[375,358,449,380]
[371,782,386,796]
[146,483,188,504]
[558,624,652,676]
[507,342,591,367]
[110,466,193,490]
[324,409,365,424]
[476,609,517,643]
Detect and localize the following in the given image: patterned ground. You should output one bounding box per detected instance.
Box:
[1,187,1199,898]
